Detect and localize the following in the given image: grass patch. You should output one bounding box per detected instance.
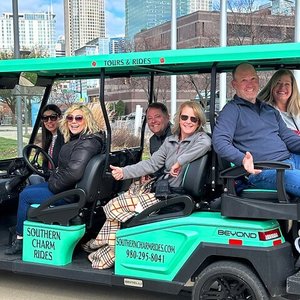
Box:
[0,137,22,159]
[0,134,151,161]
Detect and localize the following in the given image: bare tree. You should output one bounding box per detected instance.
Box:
[135,35,155,52]
[179,74,212,108]
[127,75,171,103]
[0,90,17,125]
[0,51,13,60]
[0,46,49,60]
[227,0,294,45]
[49,82,79,107]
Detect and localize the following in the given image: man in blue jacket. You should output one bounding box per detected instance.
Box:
[212,63,300,197]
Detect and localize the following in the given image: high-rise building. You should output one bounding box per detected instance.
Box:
[271,0,294,15]
[74,37,110,56]
[55,36,66,57]
[0,11,56,56]
[125,0,212,39]
[189,0,212,12]
[109,37,126,53]
[64,0,106,56]
[99,38,110,54]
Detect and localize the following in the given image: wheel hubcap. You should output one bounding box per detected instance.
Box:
[200,275,255,300]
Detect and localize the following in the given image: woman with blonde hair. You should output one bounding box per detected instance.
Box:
[259,69,300,134]
[84,100,211,269]
[60,104,101,142]
[6,104,105,255]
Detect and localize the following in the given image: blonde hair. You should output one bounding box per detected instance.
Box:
[258,69,300,117]
[86,102,106,130]
[60,104,100,142]
[172,101,206,136]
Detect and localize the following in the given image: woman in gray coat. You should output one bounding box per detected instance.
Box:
[85,101,211,269]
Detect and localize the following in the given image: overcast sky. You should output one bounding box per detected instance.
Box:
[0,0,125,39]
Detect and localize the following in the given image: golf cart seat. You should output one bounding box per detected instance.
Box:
[125,152,211,228]
[220,160,300,220]
[27,154,115,227]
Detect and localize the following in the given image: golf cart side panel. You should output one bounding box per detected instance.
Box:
[12,259,114,286]
[177,242,295,297]
[12,258,187,296]
[115,212,285,281]
[111,275,187,296]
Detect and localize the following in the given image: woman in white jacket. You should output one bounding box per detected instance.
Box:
[84,101,211,269]
[259,69,300,135]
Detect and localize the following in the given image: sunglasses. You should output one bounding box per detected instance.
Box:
[180,114,199,123]
[41,114,58,122]
[66,115,84,122]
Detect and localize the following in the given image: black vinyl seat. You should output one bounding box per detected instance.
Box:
[240,188,279,200]
[27,154,116,227]
[219,160,300,220]
[182,152,211,200]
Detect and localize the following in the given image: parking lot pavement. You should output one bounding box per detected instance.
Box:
[0,126,29,142]
[0,271,187,300]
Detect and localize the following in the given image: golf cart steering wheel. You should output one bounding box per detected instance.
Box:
[22,144,55,178]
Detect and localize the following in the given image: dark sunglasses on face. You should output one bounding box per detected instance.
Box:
[41,114,59,122]
[66,115,84,122]
[180,114,199,123]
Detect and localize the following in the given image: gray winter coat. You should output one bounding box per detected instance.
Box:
[123,131,211,188]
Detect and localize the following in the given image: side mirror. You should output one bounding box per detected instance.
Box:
[19,72,38,87]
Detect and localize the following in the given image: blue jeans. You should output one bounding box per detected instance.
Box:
[248,153,300,197]
[16,182,54,236]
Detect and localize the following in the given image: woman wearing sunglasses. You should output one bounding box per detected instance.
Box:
[29,105,64,185]
[40,104,64,167]
[84,101,211,269]
[6,104,105,255]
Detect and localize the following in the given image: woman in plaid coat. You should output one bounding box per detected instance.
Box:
[84,101,211,269]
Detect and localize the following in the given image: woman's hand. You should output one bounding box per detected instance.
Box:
[242,151,262,175]
[110,165,124,180]
[141,175,151,183]
[170,162,181,177]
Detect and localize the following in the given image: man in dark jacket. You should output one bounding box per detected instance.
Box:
[146,102,172,179]
[212,63,300,197]
[147,102,172,155]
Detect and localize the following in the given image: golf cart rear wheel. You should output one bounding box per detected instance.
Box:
[192,260,269,300]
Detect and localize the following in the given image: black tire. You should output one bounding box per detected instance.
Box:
[192,260,269,300]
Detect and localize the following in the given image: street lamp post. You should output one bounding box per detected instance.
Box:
[219,0,227,110]
[294,1,300,87]
[12,0,23,157]
[170,0,177,120]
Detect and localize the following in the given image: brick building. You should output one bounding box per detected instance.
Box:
[88,8,295,114]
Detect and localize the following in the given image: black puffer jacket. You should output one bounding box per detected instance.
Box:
[42,130,65,170]
[48,132,105,194]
